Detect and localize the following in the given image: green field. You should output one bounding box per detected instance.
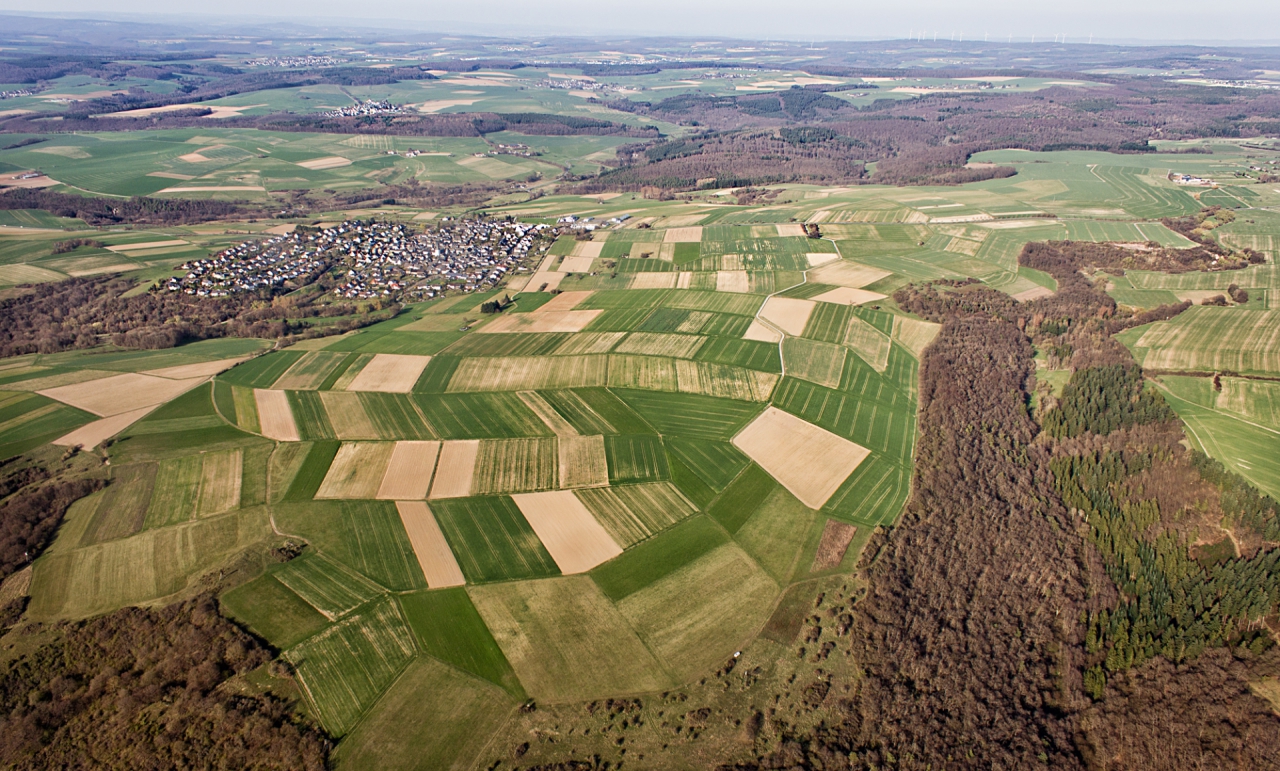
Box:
[430,496,561,583]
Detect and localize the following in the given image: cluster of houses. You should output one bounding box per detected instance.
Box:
[324,100,408,118]
[331,219,548,300]
[0,88,37,100]
[168,218,549,301]
[244,55,346,68]
[535,77,610,92]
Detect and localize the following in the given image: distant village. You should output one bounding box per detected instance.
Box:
[244,55,347,68]
[323,99,409,118]
[169,219,549,301]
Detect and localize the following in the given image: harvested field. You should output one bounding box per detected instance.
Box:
[377,441,441,500]
[614,332,707,359]
[663,227,703,243]
[478,310,603,334]
[715,270,751,293]
[429,440,480,499]
[469,576,669,700]
[806,252,841,267]
[318,391,378,440]
[742,319,783,343]
[39,373,206,417]
[559,256,595,273]
[52,406,155,449]
[776,223,807,237]
[811,520,858,571]
[758,297,816,337]
[345,354,432,393]
[843,315,893,372]
[812,287,887,306]
[1012,285,1055,302]
[471,438,557,495]
[518,391,579,436]
[296,156,353,170]
[891,316,942,358]
[628,272,678,289]
[783,338,848,389]
[733,406,871,508]
[395,501,466,587]
[535,290,593,314]
[196,449,242,517]
[446,355,608,392]
[558,434,608,489]
[254,389,300,441]
[142,357,247,380]
[315,442,396,499]
[511,491,622,574]
[575,482,696,547]
[808,261,893,288]
[570,240,605,259]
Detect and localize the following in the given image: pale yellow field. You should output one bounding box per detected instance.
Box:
[4,369,115,392]
[376,441,441,500]
[614,332,707,359]
[318,391,378,439]
[628,272,678,290]
[518,391,579,436]
[512,491,622,574]
[478,310,602,334]
[52,406,156,449]
[142,357,248,380]
[783,338,847,389]
[775,223,807,237]
[1012,285,1056,302]
[551,332,626,356]
[428,440,480,499]
[812,287,887,306]
[447,355,608,392]
[806,252,840,268]
[395,502,465,588]
[296,156,352,170]
[607,355,677,391]
[570,240,605,259]
[742,320,782,343]
[558,434,608,489]
[254,389,299,441]
[315,442,396,500]
[344,353,432,393]
[733,406,870,509]
[663,227,703,243]
[559,256,596,273]
[39,373,207,417]
[714,270,751,293]
[329,354,374,390]
[843,316,893,372]
[535,290,593,314]
[758,297,816,337]
[675,360,778,401]
[808,261,892,288]
[676,272,693,289]
[892,316,942,358]
[197,449,242,516]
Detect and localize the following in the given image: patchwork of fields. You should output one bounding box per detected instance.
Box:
[10,147,1280,768]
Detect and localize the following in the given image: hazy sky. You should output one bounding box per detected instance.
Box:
[2,0,1279,43]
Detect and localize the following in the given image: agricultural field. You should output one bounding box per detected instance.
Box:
[9,133,1280,769]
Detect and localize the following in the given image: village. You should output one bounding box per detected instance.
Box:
[323,99,408,118]
[168,218,549,301]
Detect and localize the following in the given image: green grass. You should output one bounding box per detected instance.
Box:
[694,338,782,372]
[221,572,331,649]
[1158,381,1280,500]
[822,453,911,526]
[802,302,853,344]
[332,656,518,771]
[398,588,523,695]
[468,576,671,701]
[78,463,157,545]
[219,351,304,388]
[443,332,569,358]
[414,355,460,393]
[604,434,669,483]
[272,551,386,620]
[733,487,816,584]
[574,482,698,547]
[613,389,762,440]
[284,441,341,501]
[665,437,750,492]
[1124,306,1280,376]
[285,597,418,736]
[287,390,337,440]
[430,496,561,583]
[0,393,94,457]
[274,501,428,592]
[590,515,728,601]
[340,331,467,355]
[358,392,436,440]
[414,392,552,439]
[143,455,202,529]
[707,463,779,534]
[539,387,652,434]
